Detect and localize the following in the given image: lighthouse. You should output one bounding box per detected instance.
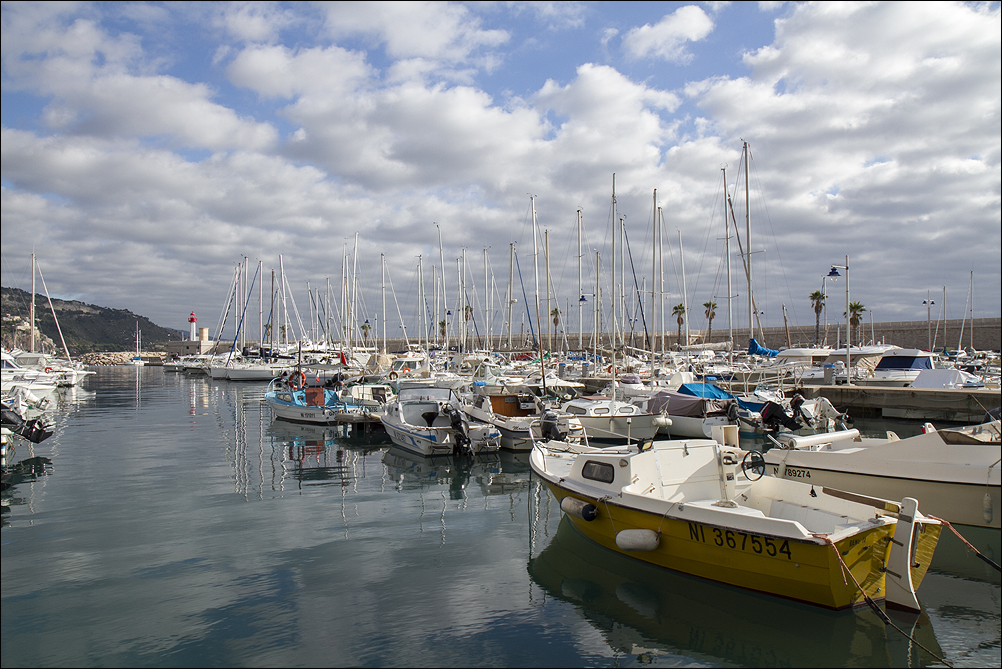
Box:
[188,312,197,341]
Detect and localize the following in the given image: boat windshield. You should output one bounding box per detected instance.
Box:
[875,356,934,370]
[399,387,453,402]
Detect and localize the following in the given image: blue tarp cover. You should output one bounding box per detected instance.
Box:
[677,382,734,400]
[748,338,779,357]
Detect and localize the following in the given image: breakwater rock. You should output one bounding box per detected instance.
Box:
[79,352,165,366]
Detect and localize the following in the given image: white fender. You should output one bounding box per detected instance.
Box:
[616,529,660,551]
[560,496,598,521]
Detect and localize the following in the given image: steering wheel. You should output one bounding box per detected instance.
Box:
[741,451,766,481]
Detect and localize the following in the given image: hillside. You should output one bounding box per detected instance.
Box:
[1,286,183,354]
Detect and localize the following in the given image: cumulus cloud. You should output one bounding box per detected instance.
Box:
[686,1,1000,322]
[319,2,509,64]
[210,2,300,44]
[2,3,277,151]
[621,5,714,63]
[1,2,998,331]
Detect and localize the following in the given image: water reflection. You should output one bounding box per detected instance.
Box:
[528,516,946,668]
[382,447,531,500]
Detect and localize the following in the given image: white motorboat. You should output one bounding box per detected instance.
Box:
[857,348,936,387]
[764,421,1001,531]
[380,386,501,457]
[462,386,584,451]
[561,396,667,445]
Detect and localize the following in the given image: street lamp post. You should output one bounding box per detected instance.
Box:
[923,293,935,351]
[828,256,850,385]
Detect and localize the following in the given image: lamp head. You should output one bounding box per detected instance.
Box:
[827,267,841,278]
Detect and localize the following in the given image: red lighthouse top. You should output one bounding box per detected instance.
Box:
[188,312,197,323]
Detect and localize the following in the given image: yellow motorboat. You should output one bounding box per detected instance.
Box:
[529,426,941,611]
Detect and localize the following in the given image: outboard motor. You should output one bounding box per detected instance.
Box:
[789,393,806,422]
[1,407,53,444]
[759,401,801,433]
[540,411,565,442]
[443,405,472,456]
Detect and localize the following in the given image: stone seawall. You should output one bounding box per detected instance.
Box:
[369,317,1001,353]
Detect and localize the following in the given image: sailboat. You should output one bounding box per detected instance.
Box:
[130,321,144,366]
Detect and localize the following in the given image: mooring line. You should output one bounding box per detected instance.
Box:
[821,537,953,668]
[929,515,1001,572]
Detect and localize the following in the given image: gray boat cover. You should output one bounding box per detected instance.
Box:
[647,390,734,417]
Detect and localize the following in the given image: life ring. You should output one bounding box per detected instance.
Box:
[388,371,399,380]
[44,367,54,373]
[290,371,306,388]
[607,365,617,374]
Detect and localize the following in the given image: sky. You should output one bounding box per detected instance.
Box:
[2,1,1000,345]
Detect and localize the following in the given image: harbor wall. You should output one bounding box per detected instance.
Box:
[372,317,1000,352]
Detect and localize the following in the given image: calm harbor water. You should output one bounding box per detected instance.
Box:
[2,367,999,668]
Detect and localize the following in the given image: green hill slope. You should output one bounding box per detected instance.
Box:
[2,286,184,354]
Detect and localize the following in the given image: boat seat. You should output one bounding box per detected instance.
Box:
[421,411,439,427]
[768,500,858,535]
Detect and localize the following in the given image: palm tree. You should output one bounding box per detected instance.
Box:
[360,321,371,341]
[809,290,825,346]
[703,300,717,343]
[846,301,866,343]
[672,303,686,349]
[551,307,561,328]
[463,305,473,321]
[438,319,446,338]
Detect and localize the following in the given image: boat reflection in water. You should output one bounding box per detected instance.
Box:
[382,447,531,500]
[528,516,945,668]
[265,420,389,488]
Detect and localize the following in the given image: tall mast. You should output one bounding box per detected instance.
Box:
[744,141,753,338]
[381,253,387,353]
[658,206,666,361]
[484,247,490,352]
[531,195,541,350]
[610,174,617,351]
[507,243,515,350]
[545,229,551,352]
[459,251,466,353]
[279,254,288,345]
[594,251,601,370]
[30,253,36,353]
[270,269,275,354]
[651,189,657,378]
[723,168,733,367]
[351,232,359,355]
[436,223,448,350]
[679,230,689,352]
[577,209,583,350]
[432,265,438,347]
[418,255,426,356]
[262,258,266,348]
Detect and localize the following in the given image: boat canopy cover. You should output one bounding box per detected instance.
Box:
[647,390,733,417]
[677,382,734,400]
[748,338,779,357]
[909,368,977,388]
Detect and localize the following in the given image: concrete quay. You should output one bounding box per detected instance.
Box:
[745,384,1001,424]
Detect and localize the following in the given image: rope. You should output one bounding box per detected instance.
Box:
[820,536,953,667]
[600,496,617,533]
[928,515,1001,572]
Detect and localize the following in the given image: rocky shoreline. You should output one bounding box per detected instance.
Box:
[78,352,165,366]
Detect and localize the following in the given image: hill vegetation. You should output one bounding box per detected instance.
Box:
[1,286,183,354]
